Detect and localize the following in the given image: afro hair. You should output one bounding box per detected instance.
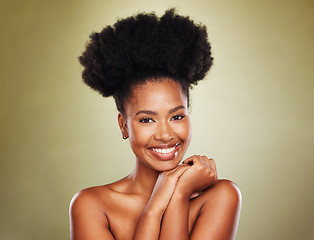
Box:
[79,8,213,114]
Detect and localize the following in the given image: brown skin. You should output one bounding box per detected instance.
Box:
[69,78,242,240]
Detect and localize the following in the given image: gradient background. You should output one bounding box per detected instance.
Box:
[1,0,313,239]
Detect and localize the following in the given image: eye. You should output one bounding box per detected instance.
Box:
[139,117,155,123]
[171,115,185,121]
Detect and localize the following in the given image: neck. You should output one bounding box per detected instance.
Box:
[127,160,160,198]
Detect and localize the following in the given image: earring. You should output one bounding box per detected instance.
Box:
[122,132,128,140]
[121,123,128,139]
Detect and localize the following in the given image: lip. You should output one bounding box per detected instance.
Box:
[148,143,180,161]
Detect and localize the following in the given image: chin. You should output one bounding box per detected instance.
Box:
[153,160,181,172]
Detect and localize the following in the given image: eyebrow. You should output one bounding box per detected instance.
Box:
[135,106,186,116]
[169,105,185,114]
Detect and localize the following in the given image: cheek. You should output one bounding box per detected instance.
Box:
[129,124,152,146]
[175,119,192,141]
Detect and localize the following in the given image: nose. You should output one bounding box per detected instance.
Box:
[155,120,174,142]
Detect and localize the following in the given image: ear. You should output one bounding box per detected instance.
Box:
[118,112,128,138]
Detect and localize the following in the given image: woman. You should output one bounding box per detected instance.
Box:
[70,9,241,240]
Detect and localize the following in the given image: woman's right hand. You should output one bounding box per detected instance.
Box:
[145,164,191,215]
[175,155,218,198]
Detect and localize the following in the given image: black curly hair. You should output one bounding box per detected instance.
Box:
[79,8,213,116]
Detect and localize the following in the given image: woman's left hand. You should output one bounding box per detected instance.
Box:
[176,155,218,198]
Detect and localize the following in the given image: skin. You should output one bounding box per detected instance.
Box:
[69,78,242,240]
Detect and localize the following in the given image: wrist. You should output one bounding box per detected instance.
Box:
[143,201,165,219]
[173,188,192,201]
[175,182,195,198]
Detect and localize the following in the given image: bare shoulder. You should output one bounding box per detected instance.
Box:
[69,179,145,240]
[70,177,129,213]
[202,179,242,218]
[189,180,242,240]
[70,185,111,213]
[69,185,112,227]
[69,185,116,240]
[207,179,242,203]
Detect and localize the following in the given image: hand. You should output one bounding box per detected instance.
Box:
[176,155,218,197]
[145,164,191,215]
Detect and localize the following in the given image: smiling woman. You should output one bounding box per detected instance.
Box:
[121,79,191,171]
[69,9,241,240]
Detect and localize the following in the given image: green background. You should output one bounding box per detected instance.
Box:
[1,0,313,239]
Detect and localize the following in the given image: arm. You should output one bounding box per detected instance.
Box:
[159,155,219,240]
[69,165,190,240]
[160,156,241,240]
[133,164,190,240]
[159,190,191,240]
[189,180,242,240]
[132,202,163,240]
[69,190,115,240]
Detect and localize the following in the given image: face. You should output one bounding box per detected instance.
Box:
[119,78,191,172]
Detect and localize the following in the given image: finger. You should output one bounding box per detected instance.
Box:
[183,155,203,165]
[190,192,200,199]
[195,155,210,170]
[200,155,211,171]
[182,156,195,165]
[198,155,212,174]
[199,156,218,181]
[208,158,217,173]
[208,158,218,179]
[200,156,215,171]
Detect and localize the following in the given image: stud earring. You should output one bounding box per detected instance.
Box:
[122,132,128,140]
[121,123,128,139]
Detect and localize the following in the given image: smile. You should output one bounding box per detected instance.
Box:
[151,146,176,154]
[148,144,180,161]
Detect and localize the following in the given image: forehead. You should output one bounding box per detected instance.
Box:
[125,79,188,114]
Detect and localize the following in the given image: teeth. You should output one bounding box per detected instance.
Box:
[151,146,176,154]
